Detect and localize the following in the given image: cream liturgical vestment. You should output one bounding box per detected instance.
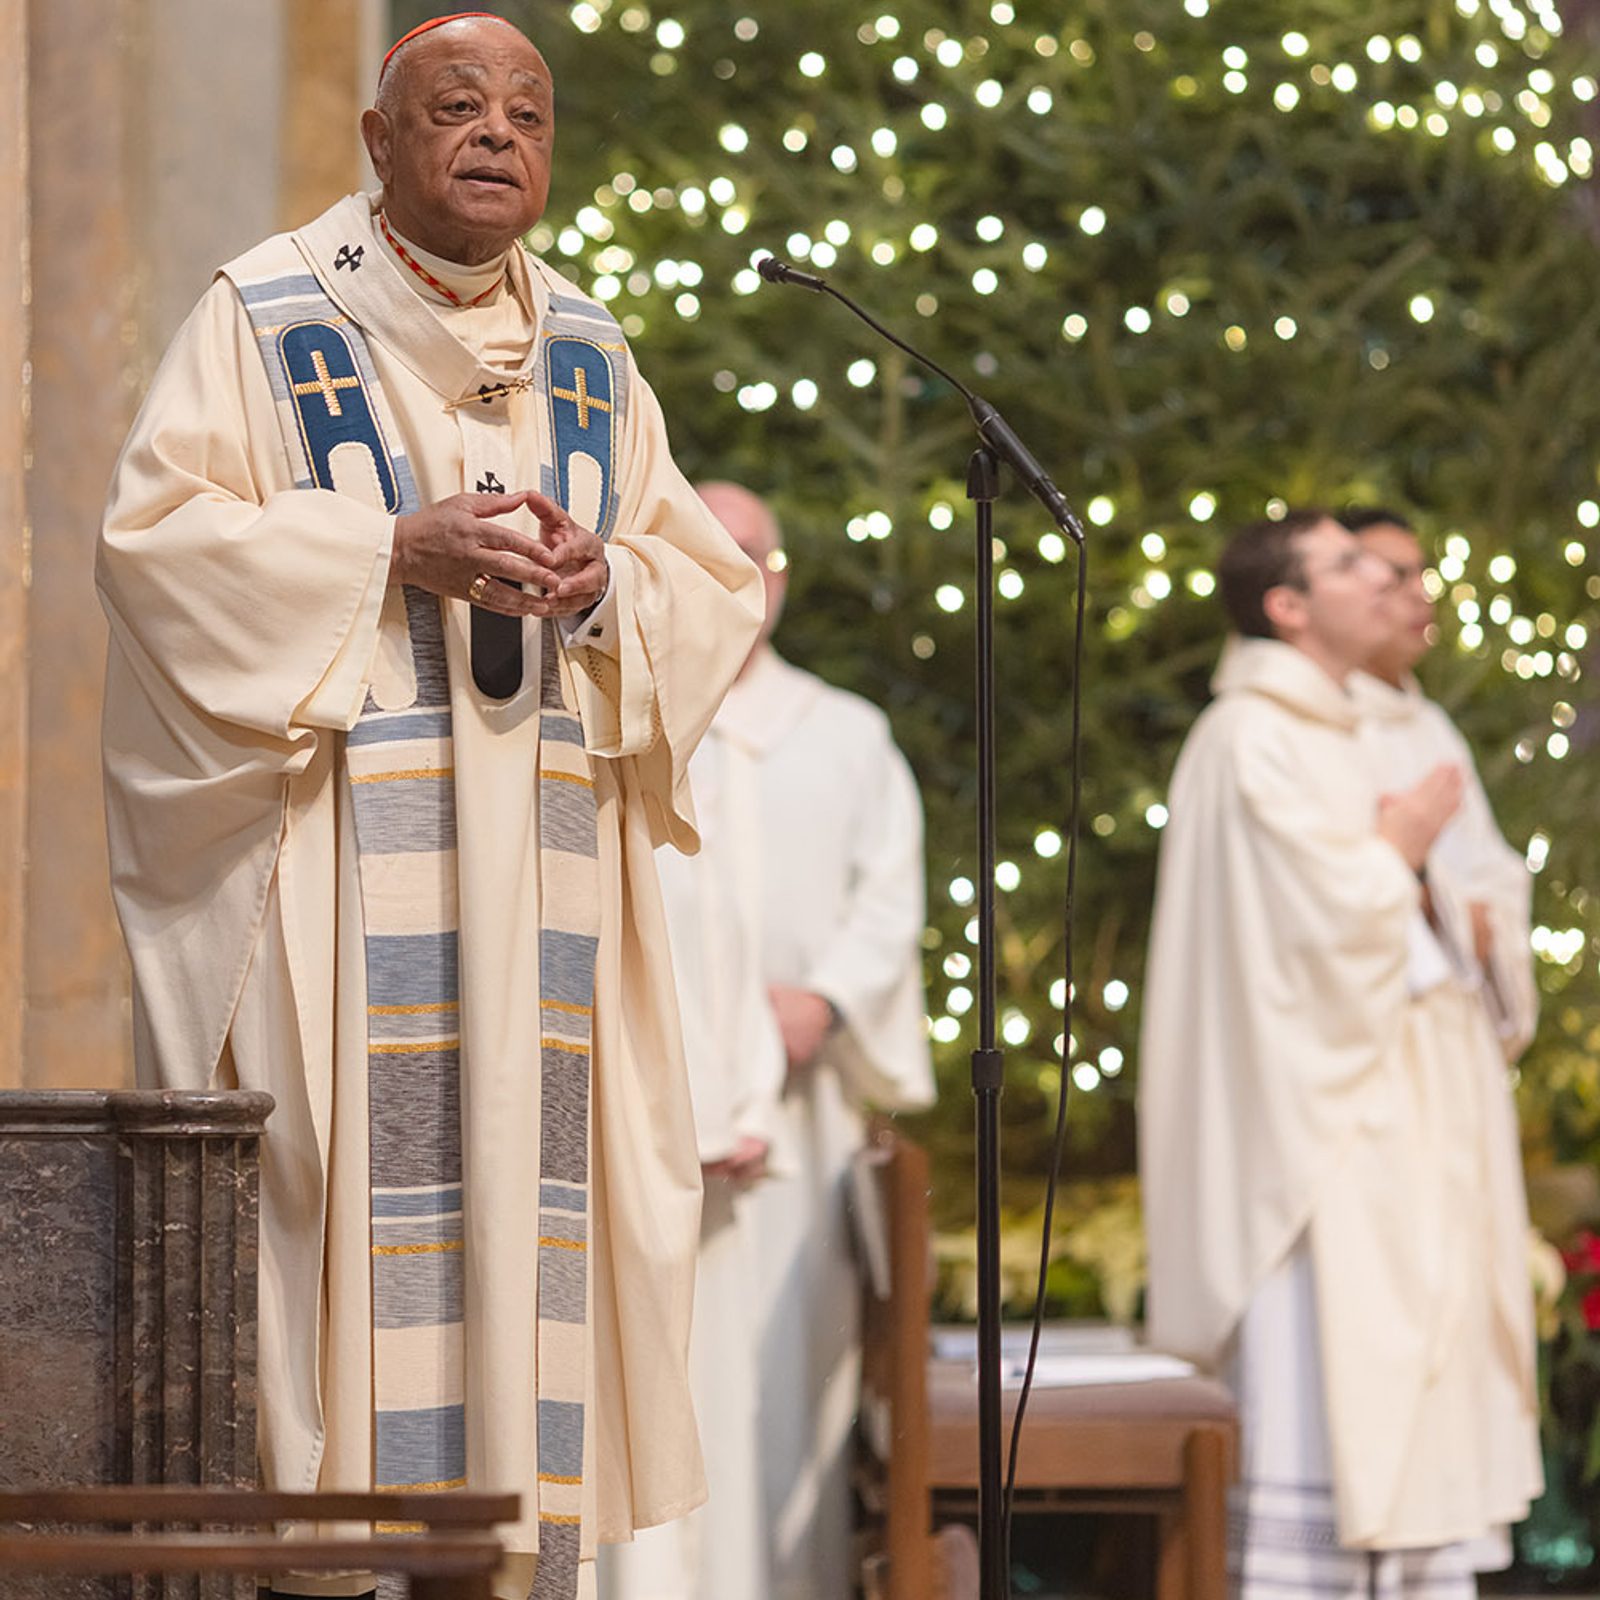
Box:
[97,193,763,1599]
[711,647,935,1600]
[1139,639,1540,1582]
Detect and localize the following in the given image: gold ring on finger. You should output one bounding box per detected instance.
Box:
[468,572,493,604]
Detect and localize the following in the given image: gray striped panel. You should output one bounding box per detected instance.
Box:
[369,1050,462,1188]
[373,1211,463,1250]
[530,1521,580,1600]
[349,772,456,855]
[373,1185,463,1218]
[539,1181,587,1214]
[541,713,584,747]
[366,932,460,1008]
[347,710,454,748]
[539,931,599,1009]
[375,1403,466,1487]
[538,1212,587,1246]
[538,1055,589,1185]
[373,1247,465,1330]
[538,779,598,859]
[535,1400,584,1479]
[537,1244,585,1324]
[369,1006,463,1044]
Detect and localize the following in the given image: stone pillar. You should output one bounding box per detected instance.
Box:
[0,4,28,1087]
[0,1089,271,1600]
[282,0,369,231]
[23,0,140,1090]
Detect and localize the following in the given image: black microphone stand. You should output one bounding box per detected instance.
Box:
[757,256,1086,1600]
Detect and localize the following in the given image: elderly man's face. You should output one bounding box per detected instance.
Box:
[363,20,553,264]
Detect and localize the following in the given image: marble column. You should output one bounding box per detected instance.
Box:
[0,1089,271,1600]
[22,0,141,1090]
[0,4,28,1085]
[282,0,370,231]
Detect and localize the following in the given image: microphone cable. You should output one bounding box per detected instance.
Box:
[1001,528,1087,1584]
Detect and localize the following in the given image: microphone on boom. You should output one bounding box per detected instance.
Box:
[756,252,1083,540]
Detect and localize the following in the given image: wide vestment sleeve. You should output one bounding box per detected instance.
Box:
[564,363,765,853]
[1137,694,1418,1363]
[98,278,394,1087]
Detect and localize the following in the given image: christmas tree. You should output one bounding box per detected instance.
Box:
[404,0,1600,1234]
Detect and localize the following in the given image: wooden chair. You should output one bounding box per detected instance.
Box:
[854,1127,1238,1600]
[0,1486,519,1600]
[855,1127,936,1600]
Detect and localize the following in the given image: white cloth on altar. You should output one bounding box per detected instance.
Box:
[98,191,764,1595]
[708,646,935,1600]
[1139,637,1541,1551]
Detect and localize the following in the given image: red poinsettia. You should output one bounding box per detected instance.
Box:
[1561,1231,1600,1331]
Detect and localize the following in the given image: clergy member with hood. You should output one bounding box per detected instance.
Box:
[96,15,764,1600]
[1138,509,1541,1600]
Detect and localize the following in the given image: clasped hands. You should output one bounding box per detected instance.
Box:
[390,489,607,618]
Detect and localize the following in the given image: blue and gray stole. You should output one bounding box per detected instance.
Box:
[228,249,629,1600]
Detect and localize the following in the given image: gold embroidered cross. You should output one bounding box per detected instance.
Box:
[551,367,612,430]
[292,348,360,418]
